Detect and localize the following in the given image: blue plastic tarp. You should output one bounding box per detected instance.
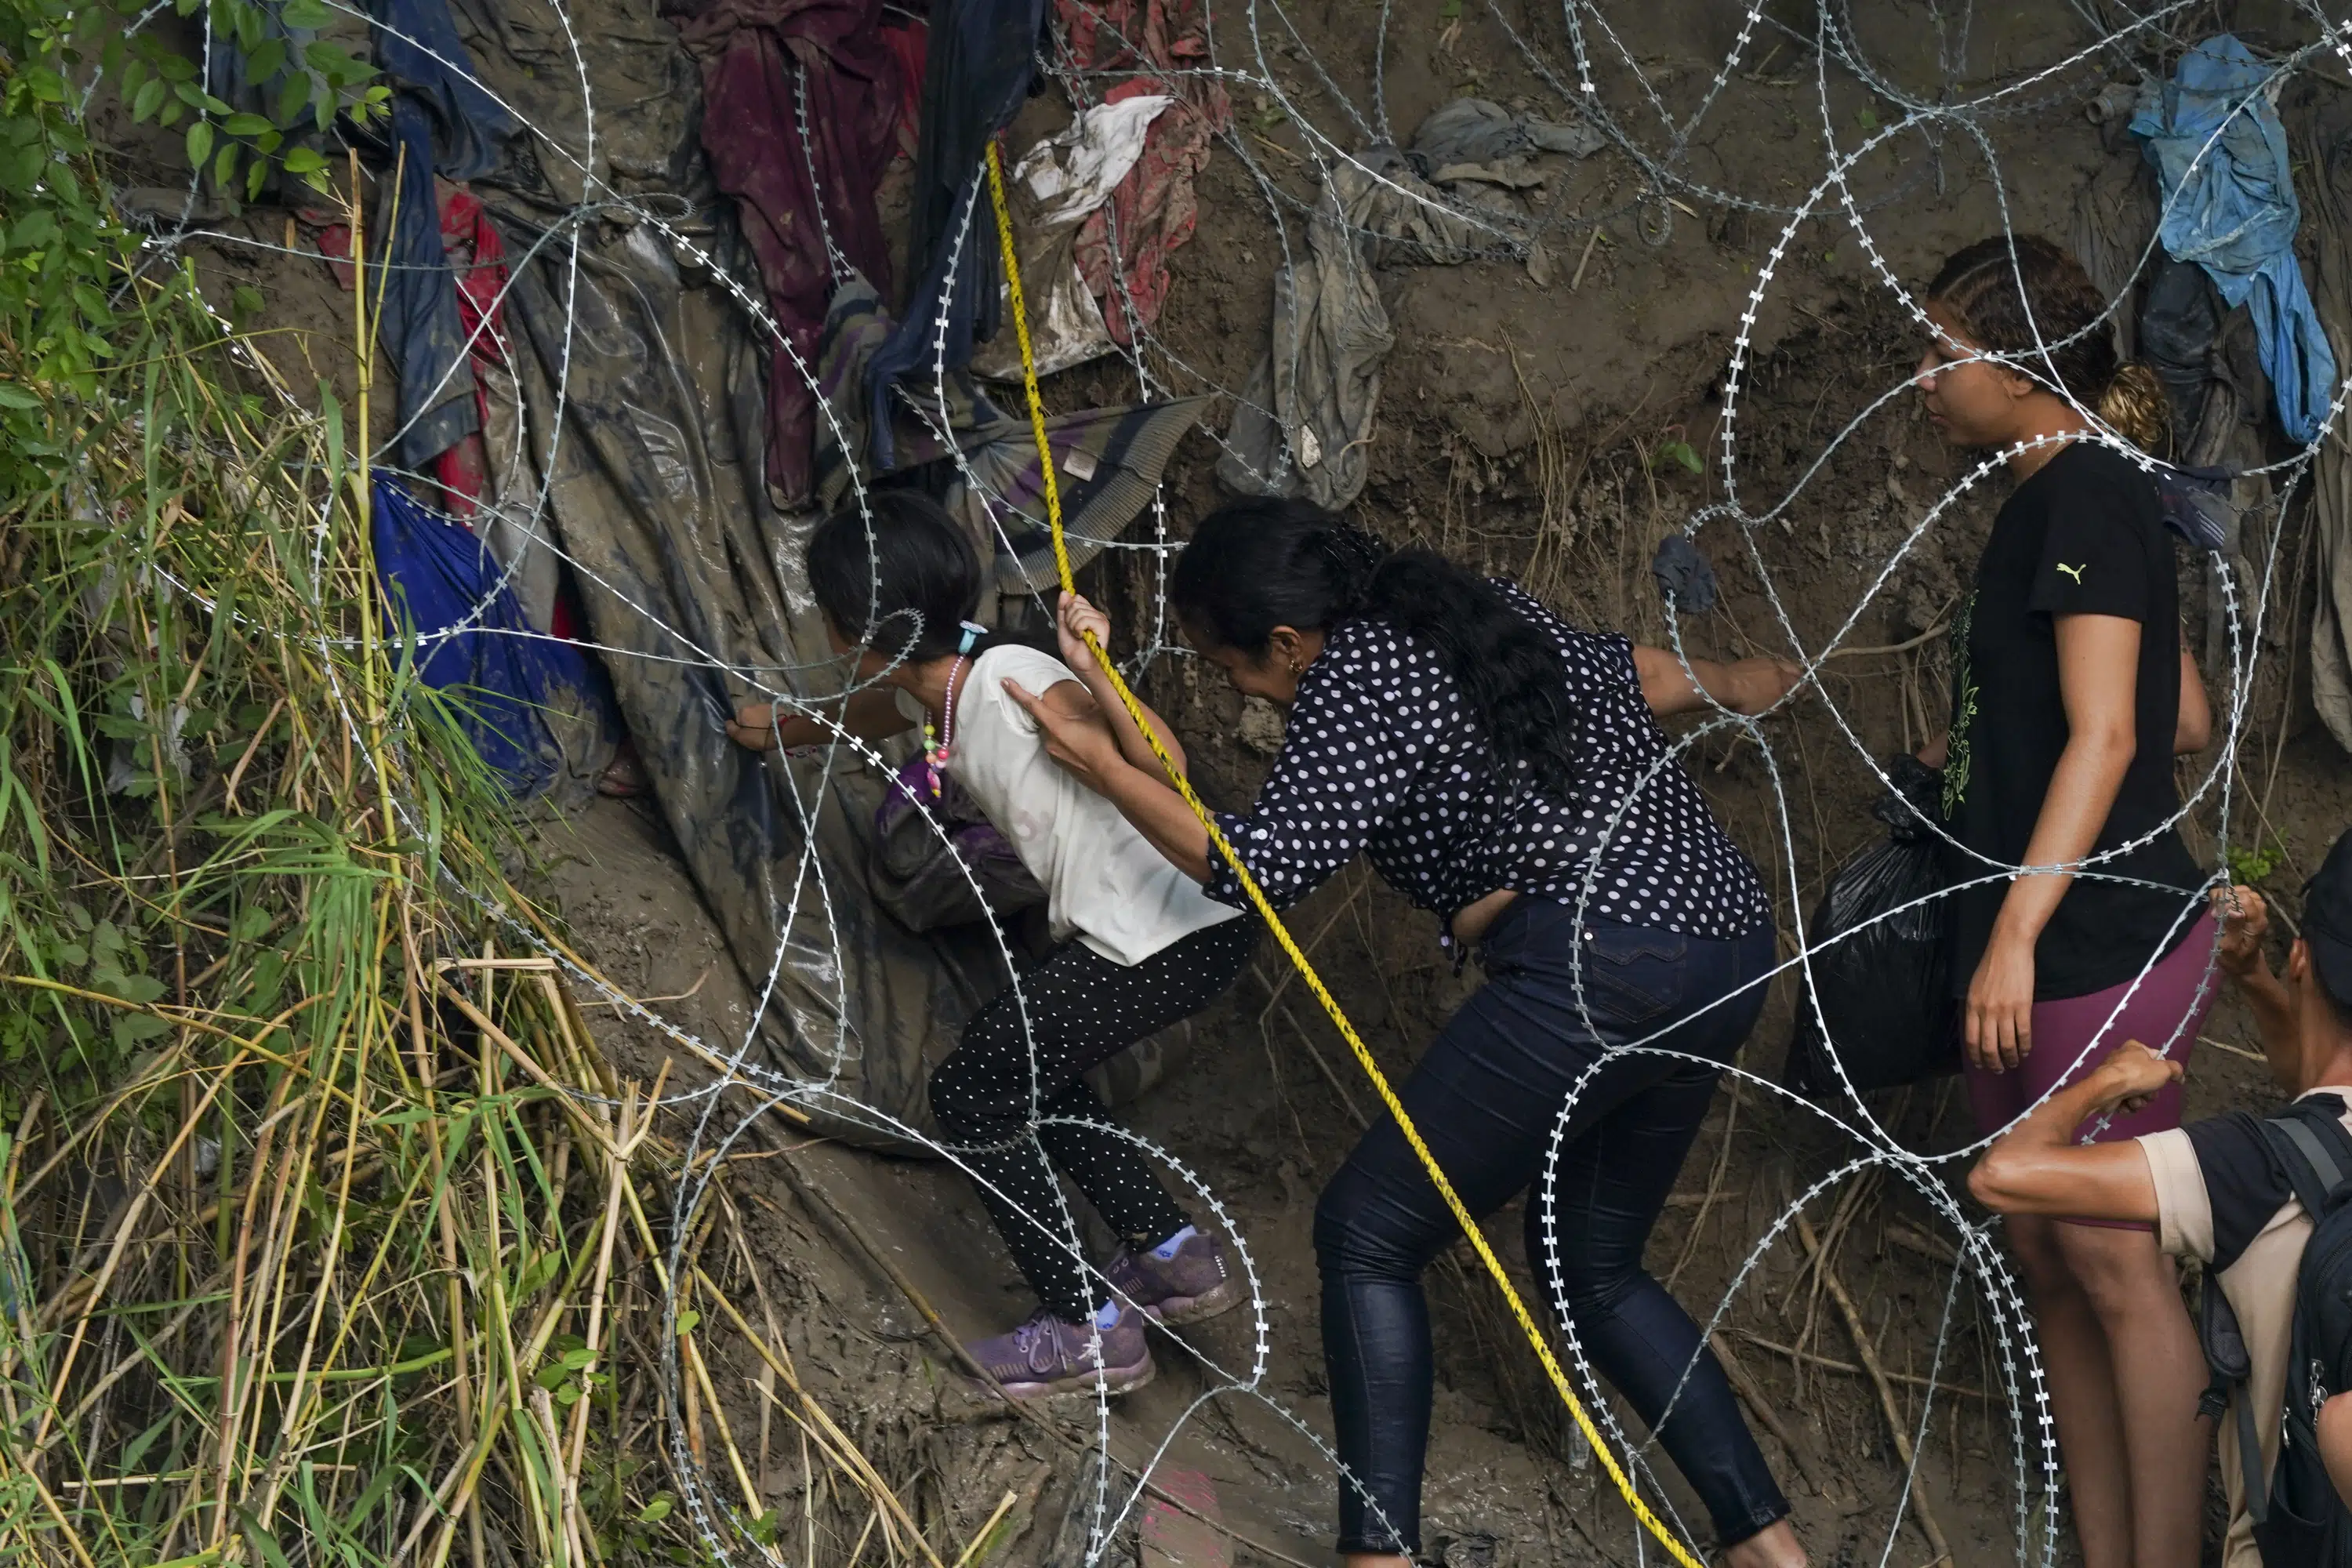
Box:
[2132,34,2339,444]
[372,474,612,797]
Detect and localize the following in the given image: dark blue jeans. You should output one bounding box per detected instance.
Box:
[1316,898,1788,1555]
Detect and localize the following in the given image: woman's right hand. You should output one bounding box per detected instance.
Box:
[1056,591,1112,677]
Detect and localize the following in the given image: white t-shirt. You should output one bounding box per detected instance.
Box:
[895,644,1241,965]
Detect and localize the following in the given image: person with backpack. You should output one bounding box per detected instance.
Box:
[728,491,1261,1400]
[1915,234,2219,1568]
[1969,826,2352,1567]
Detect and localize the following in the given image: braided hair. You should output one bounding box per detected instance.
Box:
[1926,234,2172,454]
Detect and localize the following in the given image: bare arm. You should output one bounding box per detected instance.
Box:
[1967,1040,2181,1221]
[727,684,911,752]
[1054,592,1188,776]
[1634,644,1802,718]
[2212,885,2300,1089]
[1965,612,2143,1070]
[2176,642,2211,755]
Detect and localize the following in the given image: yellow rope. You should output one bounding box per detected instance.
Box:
[981,140,1708,1568]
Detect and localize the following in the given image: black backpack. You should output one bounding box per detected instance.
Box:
[2197,1096,2352,1566]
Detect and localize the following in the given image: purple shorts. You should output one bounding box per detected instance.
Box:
[1965,912,2218,1224]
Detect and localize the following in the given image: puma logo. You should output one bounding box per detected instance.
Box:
[2056,561,2087,584]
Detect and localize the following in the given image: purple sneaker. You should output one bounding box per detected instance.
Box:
[964,1306,1154,1400]
[1106,1229,1243,1327]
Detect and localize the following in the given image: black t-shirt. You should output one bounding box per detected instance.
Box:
[2182,1105,2332,1272]
[1940,441,2205,1000]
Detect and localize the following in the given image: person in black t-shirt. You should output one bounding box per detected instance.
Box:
[1914,235,2216,1568]
[1969,828,2352,1567]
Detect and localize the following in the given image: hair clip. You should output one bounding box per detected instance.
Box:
[956,620,987,656]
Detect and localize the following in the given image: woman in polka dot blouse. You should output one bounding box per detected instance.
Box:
[1013,497,1809,1568]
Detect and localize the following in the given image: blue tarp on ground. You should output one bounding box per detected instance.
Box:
[2132,34,2339,444]
[372,474,613,797]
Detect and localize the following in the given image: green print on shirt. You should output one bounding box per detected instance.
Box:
[2056,561,2086,585]
[1942,590,1977,819]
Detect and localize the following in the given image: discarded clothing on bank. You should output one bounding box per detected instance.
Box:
[666,0,900,506]
[493,210,1009,1148]
[2138,255,2223,452]
[428,187,515,517]
[366,0,520,470]
[971,95,1172,380]
[2297,113,2352,754]
[2132,34,2338,444]
[817,272,1207,601]
[370,474,614,799]
[1218,148,1485,509]
[1056,0,1232,348]
[1407,96,1602,180]
[448,0,702,209]
[865,0,1046,468]
[1651,533,1719,615]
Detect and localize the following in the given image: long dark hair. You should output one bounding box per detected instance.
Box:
[1172,497,1582,798]
[804,491,1039,663]
[1926,234,2171,452]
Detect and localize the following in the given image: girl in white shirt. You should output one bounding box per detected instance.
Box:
[728,492,1254,1399]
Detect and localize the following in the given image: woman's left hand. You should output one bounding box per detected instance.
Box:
[1003,678,1124,792]
[1965,932,2036,1073]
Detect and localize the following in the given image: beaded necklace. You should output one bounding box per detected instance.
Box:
[922,621,989,797]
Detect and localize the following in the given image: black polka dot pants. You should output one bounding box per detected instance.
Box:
[929,915,1259,1323]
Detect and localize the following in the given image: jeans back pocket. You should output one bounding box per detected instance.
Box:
[1578,924,1690,1026]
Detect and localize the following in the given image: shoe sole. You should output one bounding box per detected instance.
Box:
[978,1354,1156,1403]
[1142,1271,1246,1329]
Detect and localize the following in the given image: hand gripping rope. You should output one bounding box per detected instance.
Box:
[982,139,1711,1568]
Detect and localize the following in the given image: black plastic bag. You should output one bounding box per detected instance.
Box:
[1784,758,1958,1098]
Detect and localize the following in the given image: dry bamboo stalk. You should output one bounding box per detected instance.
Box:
[678,1298,764,1519]
[565,1085,641,1516]
[401,896,485,1568]
[1793,1211,1952,1566]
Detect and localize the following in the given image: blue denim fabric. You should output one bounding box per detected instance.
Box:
[1315,897,1788,1554]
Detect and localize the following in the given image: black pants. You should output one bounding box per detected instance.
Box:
[929,916,1258,1323]
[1316,898,1788,1555]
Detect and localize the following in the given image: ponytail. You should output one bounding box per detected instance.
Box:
[2096,359,2172,455]
[1172,498,1583,799]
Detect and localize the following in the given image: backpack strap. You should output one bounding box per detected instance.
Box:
[2257,1098,2352,1221]
[2198,1281,2272,1519]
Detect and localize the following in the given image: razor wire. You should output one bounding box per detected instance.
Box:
[93,0,2352,1563]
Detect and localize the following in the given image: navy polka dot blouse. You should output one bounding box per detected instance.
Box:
[1201,581,1769,940]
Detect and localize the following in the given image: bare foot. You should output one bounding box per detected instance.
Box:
[597,739,649,797]
[1722,1519,1806,1568]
